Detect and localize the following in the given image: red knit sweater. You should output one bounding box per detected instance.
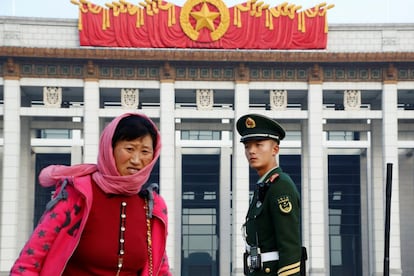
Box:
[63,182,147,275]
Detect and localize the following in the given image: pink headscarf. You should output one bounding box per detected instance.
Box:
[38,112,161,195]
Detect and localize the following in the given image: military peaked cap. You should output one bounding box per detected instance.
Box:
[236,114,286,143]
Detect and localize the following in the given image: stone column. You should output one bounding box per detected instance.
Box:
[0,76,21,271]
[220,146,232,276]
[18,116,32,242]
[159,80,176,273]
[83,78,100,163]
[232,63,250,275]
[307,64,328,275]
[380,65,402,276]
[370,119,385,276]
[71,129,83,165]
[159,63,177,274]
[300,120,310,259]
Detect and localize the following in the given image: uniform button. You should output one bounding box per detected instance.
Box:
[265,267,271,273]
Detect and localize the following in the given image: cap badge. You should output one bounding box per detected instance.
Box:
[245,117,256,128]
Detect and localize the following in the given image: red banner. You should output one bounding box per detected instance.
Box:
[71,0,334,49]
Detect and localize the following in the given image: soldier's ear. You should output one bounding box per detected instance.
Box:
[272,142,279,155]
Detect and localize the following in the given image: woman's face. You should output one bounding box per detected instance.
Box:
[113,134,154,176]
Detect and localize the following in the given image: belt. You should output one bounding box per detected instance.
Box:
[246,243,279,263]
[244,248,279,275]
[245,244,279,262]
[246,251,279,263]
[261,251,279,262]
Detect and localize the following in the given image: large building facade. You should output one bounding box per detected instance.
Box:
[0,16,413,276]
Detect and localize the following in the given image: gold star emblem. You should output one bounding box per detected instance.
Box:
[180,0,230,41]
[190,3,220,31]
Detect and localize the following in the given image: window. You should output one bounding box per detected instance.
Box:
[37,129,72,139]
[181,130,221,140]
[327,131,360,141]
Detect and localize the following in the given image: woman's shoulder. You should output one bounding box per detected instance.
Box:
[153,192,167,208]
[45,175,92,211]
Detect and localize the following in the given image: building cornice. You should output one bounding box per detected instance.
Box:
[1,46,414,63]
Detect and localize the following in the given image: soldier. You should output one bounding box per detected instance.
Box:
[236,114,302,276]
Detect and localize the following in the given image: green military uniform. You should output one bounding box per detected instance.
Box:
[237,114,302,276]
[244,167,301,275]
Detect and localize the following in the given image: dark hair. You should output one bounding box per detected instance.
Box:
[112,115,157,149]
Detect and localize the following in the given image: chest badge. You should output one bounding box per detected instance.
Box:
[277,196,292,213]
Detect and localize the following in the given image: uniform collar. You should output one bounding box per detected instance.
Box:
[257,167,280,183]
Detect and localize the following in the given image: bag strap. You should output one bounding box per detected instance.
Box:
[45,178,70,211]
[139,182,159,218]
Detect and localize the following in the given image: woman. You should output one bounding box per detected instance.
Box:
[10,112,171,276]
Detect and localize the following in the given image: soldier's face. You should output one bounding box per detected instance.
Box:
[243,139,279,176]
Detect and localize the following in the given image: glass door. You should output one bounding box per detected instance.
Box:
[181,154,220,276]
[328,155,362,276]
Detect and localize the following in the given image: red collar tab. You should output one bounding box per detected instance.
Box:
[266,173,279,183]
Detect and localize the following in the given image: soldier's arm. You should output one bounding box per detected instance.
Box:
[270,179,302,276]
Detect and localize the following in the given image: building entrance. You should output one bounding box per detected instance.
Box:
[181,153,220,276]
[328,155,362,276]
